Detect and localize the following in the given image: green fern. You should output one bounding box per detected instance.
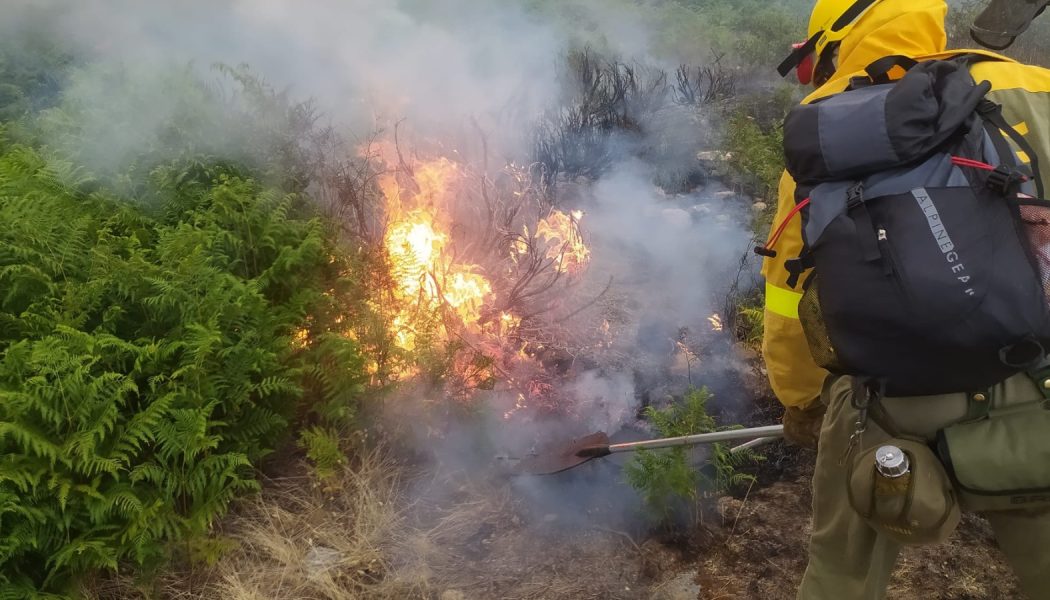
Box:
[299,426,346,483]
[624,388,762,525]
[0,137,377,594]
[0,48,398,596]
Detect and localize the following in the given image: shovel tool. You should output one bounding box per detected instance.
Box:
[971,0,1049,50]
[513,424,784,475]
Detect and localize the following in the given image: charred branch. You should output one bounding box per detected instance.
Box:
[672,55,738,107]
[531,48,732,192]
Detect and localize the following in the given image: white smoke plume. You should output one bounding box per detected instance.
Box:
[5,0,675,155]
[6,0,758,522]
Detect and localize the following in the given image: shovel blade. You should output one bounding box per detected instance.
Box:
[512,431,611,475]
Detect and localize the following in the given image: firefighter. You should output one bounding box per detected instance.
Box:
[765,0,1050,597]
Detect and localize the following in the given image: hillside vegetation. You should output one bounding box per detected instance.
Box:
[1,3,1049,598]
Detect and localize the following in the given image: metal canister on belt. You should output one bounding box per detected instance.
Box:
[872,445,912,522]
[875,445,911,479]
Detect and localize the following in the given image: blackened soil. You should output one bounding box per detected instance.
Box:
[694,469,1022,600]
[690,359,1023,600]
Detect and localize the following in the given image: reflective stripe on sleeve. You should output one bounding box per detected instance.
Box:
[765,282,803,320]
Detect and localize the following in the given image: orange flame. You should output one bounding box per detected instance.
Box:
[374,146,593,410]
[381,158,494,352]
[536,209,589,274]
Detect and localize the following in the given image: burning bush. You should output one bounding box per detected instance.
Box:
[364,137,601,414]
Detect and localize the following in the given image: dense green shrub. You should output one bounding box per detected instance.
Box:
[719,85,797,205]
[20,62,323,205]
[723,109,783,200]
[0,138,372,596]
[523,0,809,66]
[0,35,72,123]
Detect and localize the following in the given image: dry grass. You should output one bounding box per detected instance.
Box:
[84,445,419,600]
[204,446,410,600]
[384,473,518,594]
[385,471,651,600]
[83,448,654,600]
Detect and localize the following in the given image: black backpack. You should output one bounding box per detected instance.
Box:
[758,55,1050,396]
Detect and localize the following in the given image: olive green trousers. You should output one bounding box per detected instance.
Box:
[797,374,1050,600]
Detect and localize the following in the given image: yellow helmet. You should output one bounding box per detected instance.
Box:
[778,0,884,84]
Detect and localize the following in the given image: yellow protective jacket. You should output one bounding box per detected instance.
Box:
[762,0,1050,408]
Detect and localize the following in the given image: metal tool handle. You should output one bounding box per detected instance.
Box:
[729,435,780,454]
[606,424,784,453]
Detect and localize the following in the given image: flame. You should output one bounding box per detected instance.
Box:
[708,313,724,332]
[536,209,589,274]
[372,145,594,412]
[386,211,445,301]
[381,158,495,353]
[503,393,528,420]
[415,159,460,200]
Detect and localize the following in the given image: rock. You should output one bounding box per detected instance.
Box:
[717,495,745,522]
[651,572,701,600]
[440,590,466,600]
[660,208,692,229]
[305,545,343,581]
[752,201,769,213]
[543,513,559,523]
[691,204,713,216]
[697,150,733,162]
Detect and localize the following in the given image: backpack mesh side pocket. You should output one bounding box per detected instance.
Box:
[1019,203,1050,307]
[797,276,843,373]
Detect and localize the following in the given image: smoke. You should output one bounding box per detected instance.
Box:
[585,160,747,321]
[384,155,754,528]
[5,0,677,163]
[564,370,638,434]
[580,160,756,413]
[6,0,759,529]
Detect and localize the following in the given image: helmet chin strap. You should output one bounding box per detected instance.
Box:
[777,34,822,78]
[776,38,838,88]
[775,0,881,81]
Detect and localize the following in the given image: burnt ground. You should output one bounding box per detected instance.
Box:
[121,355,1025,600]
[126,431,1025,600]
[424,459,1022,599]
[402,443,1022,600]
[401,355,1026,600]
[693,457,1023,600]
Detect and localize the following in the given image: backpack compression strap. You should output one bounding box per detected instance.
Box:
[977,99,1046,199]
[850,55,920,87]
